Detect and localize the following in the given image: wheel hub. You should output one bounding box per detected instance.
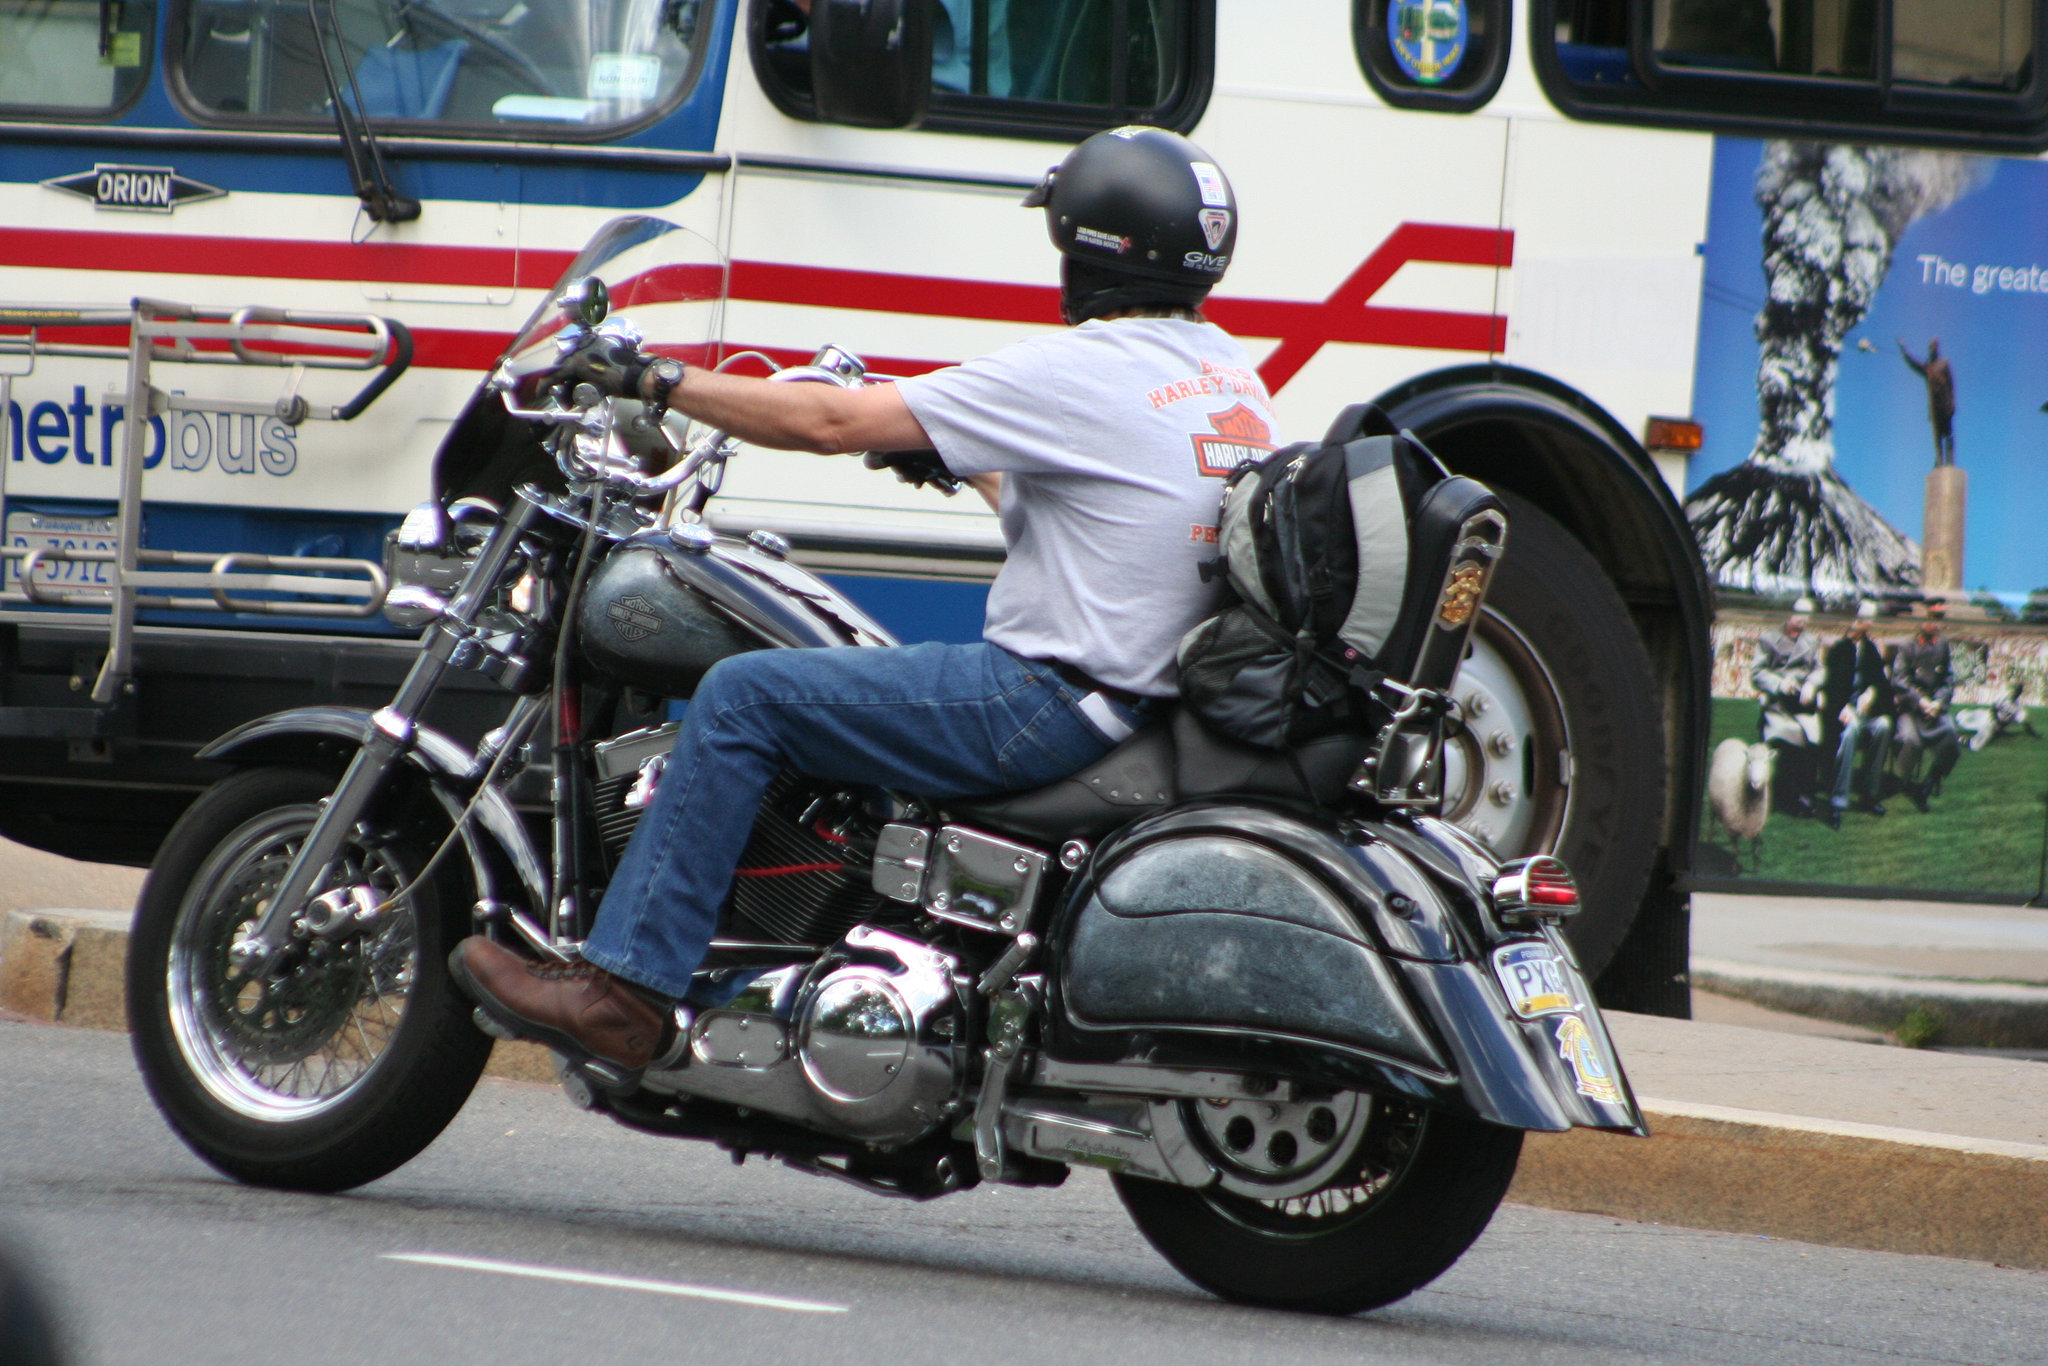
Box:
[1190,1091,1369,1199]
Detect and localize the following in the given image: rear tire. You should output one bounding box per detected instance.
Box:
[1114,1099,1523,1315]
[1474,494,1666,976]
[128,766,491,1192]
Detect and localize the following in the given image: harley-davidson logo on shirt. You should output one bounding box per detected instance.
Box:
[1190,403,1275,477]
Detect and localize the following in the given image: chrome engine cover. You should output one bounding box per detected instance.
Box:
[639,925,968,1146]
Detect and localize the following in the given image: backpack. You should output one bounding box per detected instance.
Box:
[1177,403,1507,751]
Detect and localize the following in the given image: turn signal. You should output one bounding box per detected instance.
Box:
[1491,855,1580,924]
[1642,417,1703,452]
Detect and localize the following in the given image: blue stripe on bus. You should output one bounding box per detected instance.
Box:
[820,574,992,648]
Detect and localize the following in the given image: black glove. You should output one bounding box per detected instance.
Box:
[863,448,962,495]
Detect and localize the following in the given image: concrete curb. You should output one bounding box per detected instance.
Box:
[1692,956,2048,1049]
[1511,1098,2048,1270]
[0,908,560,1085]
[10,907,2046,1268]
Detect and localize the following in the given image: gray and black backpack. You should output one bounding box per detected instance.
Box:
[1177,404,1509,751]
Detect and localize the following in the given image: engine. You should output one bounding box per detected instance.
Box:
[639,924,969,1146]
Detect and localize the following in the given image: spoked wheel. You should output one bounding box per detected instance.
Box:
[1114,1095,1523,1315]
[129,767,492,1192]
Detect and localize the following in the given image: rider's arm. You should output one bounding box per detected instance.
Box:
[658,366,933,455]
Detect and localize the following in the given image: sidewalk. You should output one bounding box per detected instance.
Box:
[1690,890,2048,1050]
[7,888,2048,1268]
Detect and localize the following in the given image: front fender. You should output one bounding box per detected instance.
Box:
[196,706,549,917]
[1046,803,1645,1135]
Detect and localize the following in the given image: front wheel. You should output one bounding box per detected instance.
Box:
[128,766,492,1192]
[1114,1096,1523,1315]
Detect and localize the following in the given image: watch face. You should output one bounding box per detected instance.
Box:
[654,359,684,382]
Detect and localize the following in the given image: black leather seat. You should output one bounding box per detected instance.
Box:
[943,708,1370,843]
[945,722,1179,843]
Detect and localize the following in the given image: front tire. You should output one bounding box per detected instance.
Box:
[128,766,492,1192]
[1114,1098,1522,1315]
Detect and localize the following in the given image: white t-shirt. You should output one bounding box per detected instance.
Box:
[896,316,1283,697]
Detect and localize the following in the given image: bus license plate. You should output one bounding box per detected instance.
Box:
[1492,942,1576,1019]
[4,513,119,590]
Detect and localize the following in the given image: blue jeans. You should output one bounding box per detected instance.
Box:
[581,641,1141,999]
[1829,714,1890,810]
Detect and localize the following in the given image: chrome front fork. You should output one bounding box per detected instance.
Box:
[232,497,544,977]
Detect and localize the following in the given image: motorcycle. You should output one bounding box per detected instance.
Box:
[128,216,1644,1316]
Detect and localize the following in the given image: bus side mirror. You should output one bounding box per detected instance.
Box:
[810,0,933,128]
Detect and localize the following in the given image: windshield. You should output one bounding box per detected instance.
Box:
[496,214,721,401]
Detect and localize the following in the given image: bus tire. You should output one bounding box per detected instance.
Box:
[1480,493,1666,976]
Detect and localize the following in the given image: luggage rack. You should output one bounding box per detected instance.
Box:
[0,299,411,712]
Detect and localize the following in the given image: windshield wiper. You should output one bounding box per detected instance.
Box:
[306,0,421,224]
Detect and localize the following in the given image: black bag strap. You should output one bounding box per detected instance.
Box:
[1322,402,1400,446]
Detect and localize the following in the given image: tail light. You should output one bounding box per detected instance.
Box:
[1491,855,1579,924]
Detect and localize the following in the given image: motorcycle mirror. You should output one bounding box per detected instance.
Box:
[558,276,610,327]
[809,0,934,129]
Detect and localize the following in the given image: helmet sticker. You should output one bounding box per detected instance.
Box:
[1074,225,1133,254]
[1108,125,1146,139]
[1183,251,1229,273]
[1198,208,1231,250]
[1188,162,1230,208]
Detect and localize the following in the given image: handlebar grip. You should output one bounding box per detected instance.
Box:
[863,448,961,494]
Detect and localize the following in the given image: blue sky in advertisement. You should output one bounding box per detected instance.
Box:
[1692,138,2048,601]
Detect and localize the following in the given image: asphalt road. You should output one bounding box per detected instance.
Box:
[4,1022,2047,1366]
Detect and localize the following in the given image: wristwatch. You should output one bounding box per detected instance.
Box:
[640,356,686,414]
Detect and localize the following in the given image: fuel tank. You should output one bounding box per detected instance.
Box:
[576,529,897,696]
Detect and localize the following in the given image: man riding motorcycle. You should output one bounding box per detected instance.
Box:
[451,126,1283,1071]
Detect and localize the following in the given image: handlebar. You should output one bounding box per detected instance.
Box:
[497,337,956,501]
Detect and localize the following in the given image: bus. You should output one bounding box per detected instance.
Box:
[6,0,2037,1013]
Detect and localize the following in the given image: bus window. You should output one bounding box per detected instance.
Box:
[1538,0,2048,147]
[0,0,157,117]
[169,0,708,134]
[1353,0,1510,111]
[750,0,1212,138]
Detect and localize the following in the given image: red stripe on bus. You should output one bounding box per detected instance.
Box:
[0,225,577,288]
[0,222,1513,392]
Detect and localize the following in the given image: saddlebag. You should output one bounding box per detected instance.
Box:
[1059,831,1447,1075]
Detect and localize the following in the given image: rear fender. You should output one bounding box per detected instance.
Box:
[1046,804,1645,1134]
[195,706,549,916]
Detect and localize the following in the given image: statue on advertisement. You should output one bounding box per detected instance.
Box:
[1897,337,1956,468]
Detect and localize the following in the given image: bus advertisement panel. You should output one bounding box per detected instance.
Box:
[1687,138,2048,898]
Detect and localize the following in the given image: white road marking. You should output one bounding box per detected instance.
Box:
[382,1253,849,1314]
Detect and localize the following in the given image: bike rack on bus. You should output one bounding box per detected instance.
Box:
[0,299,412,715]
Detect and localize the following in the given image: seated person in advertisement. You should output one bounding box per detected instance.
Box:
[451,128,1283,1072]
[1751,599,1824,816]
[1889,605,1961,814]
[1819,600,1891,826]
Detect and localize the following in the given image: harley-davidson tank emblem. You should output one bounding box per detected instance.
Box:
[607,594,664,642]
[1436,564,1486,628]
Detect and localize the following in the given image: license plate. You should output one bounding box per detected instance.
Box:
[4,512,118,590]
[1492,942,1576,1019]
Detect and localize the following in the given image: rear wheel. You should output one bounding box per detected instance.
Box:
[128,766,491,1192]
[1114,1095,1523,1315]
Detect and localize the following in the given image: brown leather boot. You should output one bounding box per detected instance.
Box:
[450,936,669,1071]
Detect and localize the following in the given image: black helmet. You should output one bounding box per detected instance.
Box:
[1023,125,1238,325]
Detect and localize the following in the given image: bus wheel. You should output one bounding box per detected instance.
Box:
[1445,493,1665,976]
